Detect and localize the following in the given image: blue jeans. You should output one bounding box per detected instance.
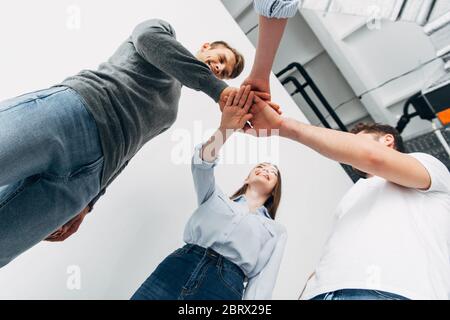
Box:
[0,86,103,268]
[311,289,410,300]
[131,244,246,300]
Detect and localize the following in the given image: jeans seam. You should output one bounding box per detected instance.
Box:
[0,87,69,114]
[170,247,188,257]
[179,256,210,298]
[0,176,42,209]
[41,157,104,183]
[218,263,243,298]
[372,290,402,300]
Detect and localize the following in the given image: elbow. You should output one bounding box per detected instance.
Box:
[132,19,175,41]
[359,147,386,174]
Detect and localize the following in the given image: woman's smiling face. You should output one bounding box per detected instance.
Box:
[246,163,279,195]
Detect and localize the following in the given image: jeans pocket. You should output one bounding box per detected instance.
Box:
[68,157,104,180]
[169,247,188,258]
[218,265,244,299]
[42,157,104,183]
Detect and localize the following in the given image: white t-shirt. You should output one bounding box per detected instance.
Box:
[302,153,450,300]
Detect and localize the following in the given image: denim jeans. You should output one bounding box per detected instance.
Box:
[311,289,410,300]
[0,86,104,268]
[131,244,246,300]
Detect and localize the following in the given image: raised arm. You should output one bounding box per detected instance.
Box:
[243,0,299,95]
[132,19,228,102]
[192,86,254,204]
[279,118,431,189]
[247,97,432,189]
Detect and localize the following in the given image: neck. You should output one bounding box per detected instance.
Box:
[244,186,269,213]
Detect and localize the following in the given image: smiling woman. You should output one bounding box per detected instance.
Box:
[131,86,287,300]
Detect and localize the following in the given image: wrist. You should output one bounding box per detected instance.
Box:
[248,70,270,82]
[279,117,301,141]
[218,126,235,138]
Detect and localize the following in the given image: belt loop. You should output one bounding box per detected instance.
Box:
[216,255,223,268]
[184,244,193,253]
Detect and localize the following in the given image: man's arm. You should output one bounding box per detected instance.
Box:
[279,118,431,189]
[132,19,228,102]
[247,97,431,189]
[243,17,288,95]
[243,0,299,94]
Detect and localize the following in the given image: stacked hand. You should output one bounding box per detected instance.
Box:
[219,85,283,136]
[242,76,271,100]
[220,85,254,130]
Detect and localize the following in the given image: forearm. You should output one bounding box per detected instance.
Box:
[279,117,431,188]
[280,118,381,170]
[249,16,288,80]
[201,128,233,163]
[132,19,227,102]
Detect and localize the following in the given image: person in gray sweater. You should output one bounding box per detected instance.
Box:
[0,19,249,267]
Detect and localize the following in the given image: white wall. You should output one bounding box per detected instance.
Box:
[300,10,443,138]
[0,0,352,299]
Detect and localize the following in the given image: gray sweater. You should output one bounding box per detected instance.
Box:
[59,19,228,205]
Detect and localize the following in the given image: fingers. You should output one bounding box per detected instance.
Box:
[254,91,271,101]
[252,95,266,110]
[254,95,263,103]
[268,101,283,115]
[225,90,236,108]
[44,212,87,242]
[233,85,245,106]
[243,91,254,114]
[63,218,83,240]
[243,113,253,123]
[238,85,252,108]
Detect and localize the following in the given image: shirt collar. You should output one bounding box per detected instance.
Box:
[233,195,271,219]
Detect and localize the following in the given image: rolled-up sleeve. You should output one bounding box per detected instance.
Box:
[244,227,288,300]
[191,144,220,205]
[253,0,299,18]
[410,153,450,194]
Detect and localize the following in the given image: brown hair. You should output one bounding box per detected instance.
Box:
[230,163,282,220]
[210,41,245,79]
[351,123,405,153]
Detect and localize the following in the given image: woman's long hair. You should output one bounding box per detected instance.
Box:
[230,163,282,220]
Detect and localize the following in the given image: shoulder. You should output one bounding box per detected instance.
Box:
[134,19,177,38]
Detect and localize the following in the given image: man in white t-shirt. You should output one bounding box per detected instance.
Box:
[246,96,450,300]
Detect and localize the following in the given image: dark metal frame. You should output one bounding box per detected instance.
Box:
[276,62,362,182]
[396,92,436,133]
[276,62,348,132]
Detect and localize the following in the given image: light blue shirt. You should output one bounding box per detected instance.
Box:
[253,0,299,18]
[183,144,287,300]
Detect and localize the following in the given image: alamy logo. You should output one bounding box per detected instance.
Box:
[171,121,280,165]
[366,5,382,30]
[366,265,382,288]
[66,265,81,290]
[66,5,81,30]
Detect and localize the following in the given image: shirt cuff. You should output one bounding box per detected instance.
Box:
[192,143,220,169]
[254,0,299,19]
